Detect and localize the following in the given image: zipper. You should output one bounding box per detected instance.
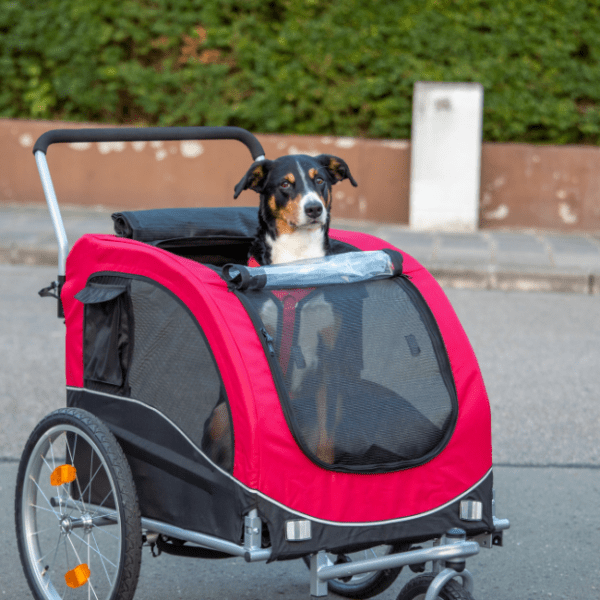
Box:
[260,327,275,357]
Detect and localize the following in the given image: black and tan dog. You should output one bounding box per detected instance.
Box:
[234,154,357,265]
[223,154,358,465]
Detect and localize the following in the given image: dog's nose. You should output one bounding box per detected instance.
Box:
[304,202,323,219]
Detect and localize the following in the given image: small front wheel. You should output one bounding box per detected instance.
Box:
[303,543,410,599]
[396,573,475,600]
[15,407,142,600]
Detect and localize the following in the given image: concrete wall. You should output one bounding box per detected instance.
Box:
[1,118,599,231]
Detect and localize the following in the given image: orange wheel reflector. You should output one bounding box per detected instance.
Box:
[65,563,90,589]
[50,464,77,486]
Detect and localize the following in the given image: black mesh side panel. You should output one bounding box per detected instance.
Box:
[245,278,457,473]
[126,279,233,471]
[82,275,233,472]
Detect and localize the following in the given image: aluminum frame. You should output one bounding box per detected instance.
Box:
[35,151,68,277]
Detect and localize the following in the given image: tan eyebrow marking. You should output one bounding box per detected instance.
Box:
[309,168,318,179]
[284,173,295,184]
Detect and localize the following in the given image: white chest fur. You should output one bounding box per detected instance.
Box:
[267,228,326,265]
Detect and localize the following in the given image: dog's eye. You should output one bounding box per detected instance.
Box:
[280,180,291,189]
[315,177,324,185]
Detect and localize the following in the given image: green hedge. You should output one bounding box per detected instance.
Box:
[1,0,599,143]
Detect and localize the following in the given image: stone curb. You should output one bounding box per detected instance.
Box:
[3,243,599,295]
[431,267,597,295]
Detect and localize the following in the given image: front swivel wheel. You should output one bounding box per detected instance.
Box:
[396,573,475,600]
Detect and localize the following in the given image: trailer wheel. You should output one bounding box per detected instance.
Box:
[396,573,475,600]
[303,543,410,599]
[15,408,142,600]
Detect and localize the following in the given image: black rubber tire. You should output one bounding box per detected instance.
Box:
[303,543,410,599]
[396,573,476,600]
[15,407,142,600]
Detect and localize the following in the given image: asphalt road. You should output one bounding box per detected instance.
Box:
[1,264,599,599]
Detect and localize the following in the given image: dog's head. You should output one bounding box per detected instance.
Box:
[234,154,357,235]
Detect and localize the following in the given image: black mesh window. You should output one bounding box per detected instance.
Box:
[84,275,234,472]
[244,278,457,473]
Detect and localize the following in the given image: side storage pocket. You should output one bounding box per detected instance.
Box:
[74,282,133,395]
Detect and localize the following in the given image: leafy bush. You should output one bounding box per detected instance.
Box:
[1,0,599,143]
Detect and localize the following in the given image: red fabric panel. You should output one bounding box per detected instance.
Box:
[62,234,269,485]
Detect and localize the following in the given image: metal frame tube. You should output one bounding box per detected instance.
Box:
[316,541,479,582]
[141,517,272,562]
[35,150,68,276]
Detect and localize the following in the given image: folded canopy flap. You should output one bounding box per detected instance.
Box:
[74,283,128,304]
[222,249,403,291]
[112,207,259,243]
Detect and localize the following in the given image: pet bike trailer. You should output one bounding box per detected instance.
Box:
[15,126,509,600]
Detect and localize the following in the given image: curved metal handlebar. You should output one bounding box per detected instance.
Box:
[33,125,265,296]
[33,126,265,161]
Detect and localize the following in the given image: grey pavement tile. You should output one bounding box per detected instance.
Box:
[544,234,600,271]
[544,234,600,253]
[437,232,489,249]
[430,253,491,267]
[492,232,547,251]
[372,229,436,262]
[374,227,434,246]
[434,234,492,266]
[492,232,554,268]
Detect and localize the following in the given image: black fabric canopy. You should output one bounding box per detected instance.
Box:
[112,207,259,243]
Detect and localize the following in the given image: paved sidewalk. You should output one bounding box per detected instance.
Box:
[1,202,600,294]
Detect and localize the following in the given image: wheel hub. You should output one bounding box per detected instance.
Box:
[81,513,94,534]
[60,515,73,535]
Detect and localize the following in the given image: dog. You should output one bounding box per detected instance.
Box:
[228,154,358,464]
[233,154,357,266]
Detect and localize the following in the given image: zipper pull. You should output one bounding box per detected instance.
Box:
[260,327,276,356]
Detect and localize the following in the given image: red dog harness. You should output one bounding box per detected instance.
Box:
[248,256,314,375]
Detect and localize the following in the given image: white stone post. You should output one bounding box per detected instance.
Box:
[409,82,484,231]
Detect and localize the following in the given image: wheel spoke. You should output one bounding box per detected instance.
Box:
[29,526,56,537]
[49,434,57,471]
[31,503,61,518]
[36,530,63,565]
[90,490,115,518]
[48,531,63,574]
[64,434,89,515]
[91,531,113,585]
[91,524,119,540]
[30,476,61,519]
[66,532,84,565]
[77,463,104,508]
[69,531,118,568]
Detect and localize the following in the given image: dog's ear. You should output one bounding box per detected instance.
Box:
[233,160,273,199]
[316,155,358,187]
